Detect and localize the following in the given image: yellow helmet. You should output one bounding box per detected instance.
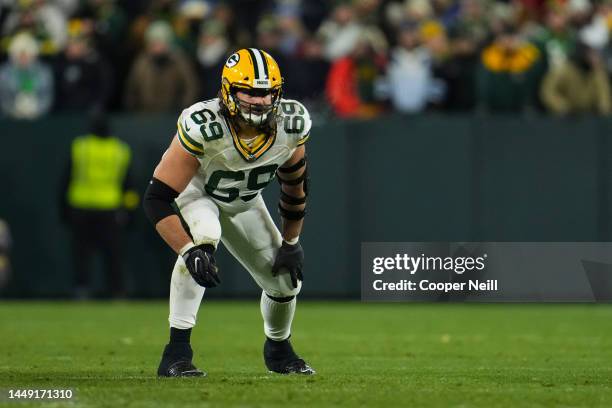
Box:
[221,48,283,128]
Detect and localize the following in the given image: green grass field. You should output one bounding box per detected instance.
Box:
[1,302,612,407]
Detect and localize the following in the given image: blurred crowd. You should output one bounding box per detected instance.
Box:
[2,0,612,119]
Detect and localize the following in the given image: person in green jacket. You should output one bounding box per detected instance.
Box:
[476,25,545,113]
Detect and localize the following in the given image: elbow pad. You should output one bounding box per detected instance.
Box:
[143,177,180,226]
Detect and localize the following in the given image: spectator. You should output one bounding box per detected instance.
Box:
[404,0,434,24]
[54,19,113,112]
[354,0,384,27]
[420,19,450,107]
[196,19,231,99]
[570,0,609,52]
[256,15,288,59]
[326,29,387,118]
[60,112,139,299]
[430,0,461,29]
[382,0,451,43]
[0,32,54,119]
[451,0,489,48]
[54,0,80,18]
[435,25,479,111]
[600,2,612,78]
[289,36,330,104]
[386,22,433,113]
[300,0,330,34]
[476,26,544,113]
[211,3,240,47]
[174,0,212,56]
[73,0,128,60]
[255,15,301,97]
[533,8,576,71]
[229,0,274,46]
[1,0,68,56]
[128,0,177,51]
[72,0,128,111]
[540,42,611,116]
[317,2,364,61]
[124,20,199,112]
[275,11,306,57]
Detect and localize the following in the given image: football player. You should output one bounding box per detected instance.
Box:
[143,48,314,376]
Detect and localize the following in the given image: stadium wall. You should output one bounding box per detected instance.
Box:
[1,114,610,298]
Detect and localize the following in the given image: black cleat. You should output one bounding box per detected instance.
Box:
[264,337,315,375]
[157,343,206,377]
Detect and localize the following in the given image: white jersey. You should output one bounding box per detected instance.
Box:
[176,97,310,209]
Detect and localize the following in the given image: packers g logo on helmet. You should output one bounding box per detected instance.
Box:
[221,48,283,128]
[225,53,239,68]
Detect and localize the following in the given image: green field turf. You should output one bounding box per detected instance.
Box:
[1,302,612,407]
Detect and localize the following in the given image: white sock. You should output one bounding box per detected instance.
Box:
[260,291,296,341]
[169,256,205,329]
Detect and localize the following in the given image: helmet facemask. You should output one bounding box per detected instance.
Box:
[228,85,282,129]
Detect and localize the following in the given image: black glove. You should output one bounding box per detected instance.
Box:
[182,244,221,288]
[271,241,304,288]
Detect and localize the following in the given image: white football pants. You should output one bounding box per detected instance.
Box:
[168,187,301,340]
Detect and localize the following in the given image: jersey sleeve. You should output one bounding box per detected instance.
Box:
[176,107,205,157]
[297,103,312,146]
[280,99,312,146]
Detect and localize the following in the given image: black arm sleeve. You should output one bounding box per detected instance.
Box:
[143,177,180,226]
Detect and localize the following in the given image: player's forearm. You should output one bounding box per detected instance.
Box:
[279,183,306,242]
[143,177,193,255]
[281,218,304,242]
[276,147,308,242]
[155,215,193,254]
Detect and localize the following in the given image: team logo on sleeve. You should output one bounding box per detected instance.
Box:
[225,53,240,68]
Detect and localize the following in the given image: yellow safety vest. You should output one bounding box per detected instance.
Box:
[67,134,131,210]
